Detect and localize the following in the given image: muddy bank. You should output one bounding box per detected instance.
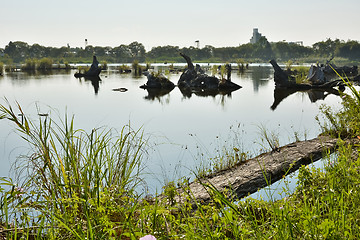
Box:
[173,135,339,204]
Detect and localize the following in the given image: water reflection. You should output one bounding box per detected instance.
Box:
[179,87,237,99]
[142,88,174,101]
[75,75,102,94]
[237,66,272,92]
[6,70,71,86]
[271,88,342,110]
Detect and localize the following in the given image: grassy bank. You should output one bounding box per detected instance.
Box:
[1,75,360,239]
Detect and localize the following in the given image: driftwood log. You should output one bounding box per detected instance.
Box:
[170,135,339,205]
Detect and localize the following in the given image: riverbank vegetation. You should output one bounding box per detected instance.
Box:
[1,38,360,65]
[1,75,360,238]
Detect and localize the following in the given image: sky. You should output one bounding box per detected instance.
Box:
[1,0,360,50]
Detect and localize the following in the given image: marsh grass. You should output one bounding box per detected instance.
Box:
[256,124,280,152]
[21,58,53,71]
[22,59,37,71]
[2,72,360,238]
[316,67,360,138]
[0,101,148,239]
[293,66,310,84]
[4,64,17,72]
[37,58,53,70]
[117,64,131,74]
[132,60,148,76]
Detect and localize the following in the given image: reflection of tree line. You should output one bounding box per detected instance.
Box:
[237,66,272,92]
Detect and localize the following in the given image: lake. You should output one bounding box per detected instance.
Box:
[0,64,343,194]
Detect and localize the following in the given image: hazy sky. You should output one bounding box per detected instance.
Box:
[1,0,359,50]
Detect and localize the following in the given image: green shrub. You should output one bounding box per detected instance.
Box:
[21,58,37,71]
[37,58,53,70]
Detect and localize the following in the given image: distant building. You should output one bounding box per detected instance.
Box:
[289,41,304,46]
[195,40,200,49]
[250,28,262,44]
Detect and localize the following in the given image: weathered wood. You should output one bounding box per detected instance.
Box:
[140,71,175,90]
[178,53,241,91]
[173,135,339,204]
[270,59,344,90]
[74,56,102,78]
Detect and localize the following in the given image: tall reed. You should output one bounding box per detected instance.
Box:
[0,100,148,239]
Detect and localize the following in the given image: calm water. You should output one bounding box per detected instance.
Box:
[0,65,343,193]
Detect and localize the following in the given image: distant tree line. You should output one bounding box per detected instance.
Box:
[1,37,360,64]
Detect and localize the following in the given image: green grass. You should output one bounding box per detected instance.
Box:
[0,100,148,239]
[1,70,360,238]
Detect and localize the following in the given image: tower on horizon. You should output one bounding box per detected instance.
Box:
[250,28,262,44]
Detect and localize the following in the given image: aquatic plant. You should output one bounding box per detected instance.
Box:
[4,65,14,72]
[117,64,131,74]
[236,58,247,71]
[101,61,108,70]
[132,60,143,76]
[77,65,90,73]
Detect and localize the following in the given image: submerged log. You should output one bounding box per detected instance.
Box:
[74,56,102,78]
[171,135,339,205]
[178,53,241,91]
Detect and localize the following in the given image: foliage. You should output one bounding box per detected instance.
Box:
[22,58,37,71]
[3,38,360,64]
[37,57,53,70]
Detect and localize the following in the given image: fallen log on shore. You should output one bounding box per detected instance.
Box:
[171,135,340,205]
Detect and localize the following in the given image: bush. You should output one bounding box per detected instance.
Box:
[21,58,37,71]
[38,58,53,70]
